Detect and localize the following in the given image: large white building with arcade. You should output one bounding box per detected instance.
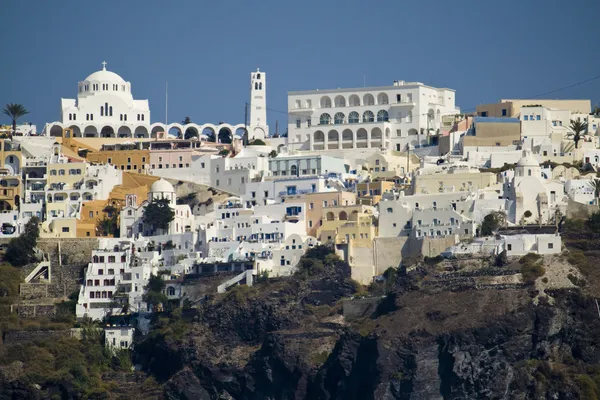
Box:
[43,62,267,142]
[285,80,460,153]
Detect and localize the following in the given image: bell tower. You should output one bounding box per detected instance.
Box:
[249,69,268,140]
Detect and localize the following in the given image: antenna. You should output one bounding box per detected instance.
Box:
[363,74,366,88]
[165,82,168,124]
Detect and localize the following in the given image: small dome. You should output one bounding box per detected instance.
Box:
[84,63,126,84]
[516,150,539,167]
[150,178,174,193]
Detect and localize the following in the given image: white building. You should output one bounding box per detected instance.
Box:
[44,62,252,142]
[76,239,159,321]
[120,179,194,238]
[105,325,135,350]
[286,80,459,153]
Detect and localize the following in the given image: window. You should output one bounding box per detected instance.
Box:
[62,227,69,233]
[307,118,311,127]
[363,110,374,123]
[481,111,488,117]
[323,200,328,207]
[334,112,345,124]
[377,110,389,122]
[348,112,359,124]
[528,169,532,176]
[107,158,112,163]
[548,243,554,249]
[127,158,131,163]
[507,244,512,251]
[524,115,529,121]
[319,113,331,125]
[396,94,401,103]
[59,169,65,175]
[296,119,301,128]
[108,256,115,263]
[536,115,541,120]
[502,109,507,116]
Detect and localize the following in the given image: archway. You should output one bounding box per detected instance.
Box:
[69,125,82,137]
[326,212,335,221]
[118,126,132,138]
[100,126,115,138]
[339,211,348,220]
[49,125,63,137]
[151,126,163,139]
[334,95,346,108]
[168,126,183,139]
[356,128,368,148]
[377,93,389,105]
[349,94,360,107]
[363,93,375,106]
[371,127,383,140]
[84,125,98,137]
[134,126,149,138]
[320,96,332,108]
[314,130,324,142]
[328,130,339,149]
[342,129,353,149]
[184,126,199,140]
[202,127,216,142]
[218,127,232,144]
[235,127,247,142]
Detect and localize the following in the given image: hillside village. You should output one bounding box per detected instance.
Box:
[1,63,600,398]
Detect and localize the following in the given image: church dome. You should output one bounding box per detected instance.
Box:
[84,63,126,83]
[516,150,539,167]
[150,178,174,193]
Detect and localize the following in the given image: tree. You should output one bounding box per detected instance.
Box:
[589,178,600,201]
[2,103,29,138]
[206,131,216,142]
[181,116,191,125]
[570,119,588,149]
[143,274,168,310]
[143,198,175,234]
[4,216,40,266]
[480,211,505,236]
[268,150,277,158]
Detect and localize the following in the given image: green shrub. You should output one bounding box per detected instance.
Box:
[519,254,545,284]
[519,253,541,265]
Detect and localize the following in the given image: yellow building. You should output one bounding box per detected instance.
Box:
[356,181,396,205]
[317,204,375,242]
[317,205,378,285]
[86,147,150,174]
[363,152,419,180]
[75,172,158,238]
[413,166,497,194]
[0,140,23,211]
[282,191,356,237]
[476,99,591,118]
[462,118,521,148]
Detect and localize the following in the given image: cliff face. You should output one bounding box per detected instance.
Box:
[137,250,600,400]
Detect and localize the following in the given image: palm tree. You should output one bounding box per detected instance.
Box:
[2,103,29,138]
[569,119,588,149]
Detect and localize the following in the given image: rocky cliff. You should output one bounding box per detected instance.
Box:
[135,247,600,399]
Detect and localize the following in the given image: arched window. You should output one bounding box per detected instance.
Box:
[377,93,389,105]
[100,107,104,116]
[377,110,389,122]
[363,93,375,106]
[348,112,359,124]
[259,82,262,90]
[255,82,258,90]
[109,106,113,116]
[257,73,261,79]
[319,113,331,125]
[291,165,298,176]
[320,96,332,108]
[334,95,346,107]
[105,103,108,116]
[363,110,374,123]
[349,94,360,107]
[334,112,345,124]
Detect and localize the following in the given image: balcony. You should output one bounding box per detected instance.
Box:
[389,101,416,108]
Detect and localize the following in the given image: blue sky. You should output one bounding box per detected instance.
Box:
[1,0,599,132]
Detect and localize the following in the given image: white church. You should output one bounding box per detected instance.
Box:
[44,63,268,142]
[119,178,195,238]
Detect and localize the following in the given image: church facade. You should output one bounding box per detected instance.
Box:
[44,63,268,142]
